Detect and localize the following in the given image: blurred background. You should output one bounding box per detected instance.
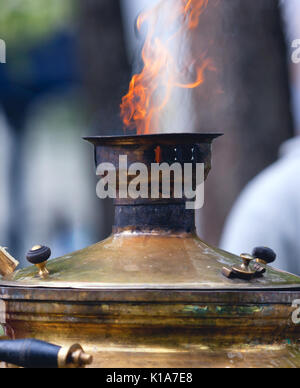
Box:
[0,0,299,270]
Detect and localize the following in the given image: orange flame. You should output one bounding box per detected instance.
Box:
[121,0,212,135]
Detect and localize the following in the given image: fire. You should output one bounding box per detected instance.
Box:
[120,0,212,135]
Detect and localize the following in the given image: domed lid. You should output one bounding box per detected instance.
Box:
[1,233,300,290]
[1,134,300,292]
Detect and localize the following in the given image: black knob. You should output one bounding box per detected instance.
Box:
[252,247,276,265]
[26,245,51,265]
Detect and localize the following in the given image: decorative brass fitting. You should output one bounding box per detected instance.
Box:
[35,262,49,279]
[58,344,93,368]
[26,245,51,279]
[32,245,42,250]
[0,339,93,368]
[222,253,265,281]
[255,258,268,265]
[232,254,257,280]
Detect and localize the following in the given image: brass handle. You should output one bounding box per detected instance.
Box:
[240,254,253,270]
[222,247,277,281]
[26,245,51,279]
[222,253,264,281]
[0,339,93,368]
[231,253,257,280]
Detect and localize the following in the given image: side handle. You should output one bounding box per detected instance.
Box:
[0,339,93,368]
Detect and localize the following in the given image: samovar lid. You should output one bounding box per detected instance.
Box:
[1,133,300,293]
[1,233,300,291]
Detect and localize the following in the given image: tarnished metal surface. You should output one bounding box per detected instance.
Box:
[84,133,222,146]
[2,133,300,289]
[0,133,300,368]
[0,287,300,368]
[2,233,300,289]
[89,133,219,207]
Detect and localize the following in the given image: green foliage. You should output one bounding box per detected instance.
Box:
[0,0,73,48]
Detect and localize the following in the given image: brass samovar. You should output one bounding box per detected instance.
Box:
[0,133,300,368]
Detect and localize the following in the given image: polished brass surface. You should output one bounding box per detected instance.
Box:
[256,258,268,265]
[233,254,255,274]
[2,233,300,289]
[32,245,42,251]
[222,254,267,281]
[231,254,258,280]
[35,262,49,279]
[0,287,300,368]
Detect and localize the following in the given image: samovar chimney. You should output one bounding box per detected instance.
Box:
[85,133,220,236]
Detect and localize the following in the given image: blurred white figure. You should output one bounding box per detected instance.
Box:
[282,0,300,134]
[221,0,300,275]
[220,137,300,275]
